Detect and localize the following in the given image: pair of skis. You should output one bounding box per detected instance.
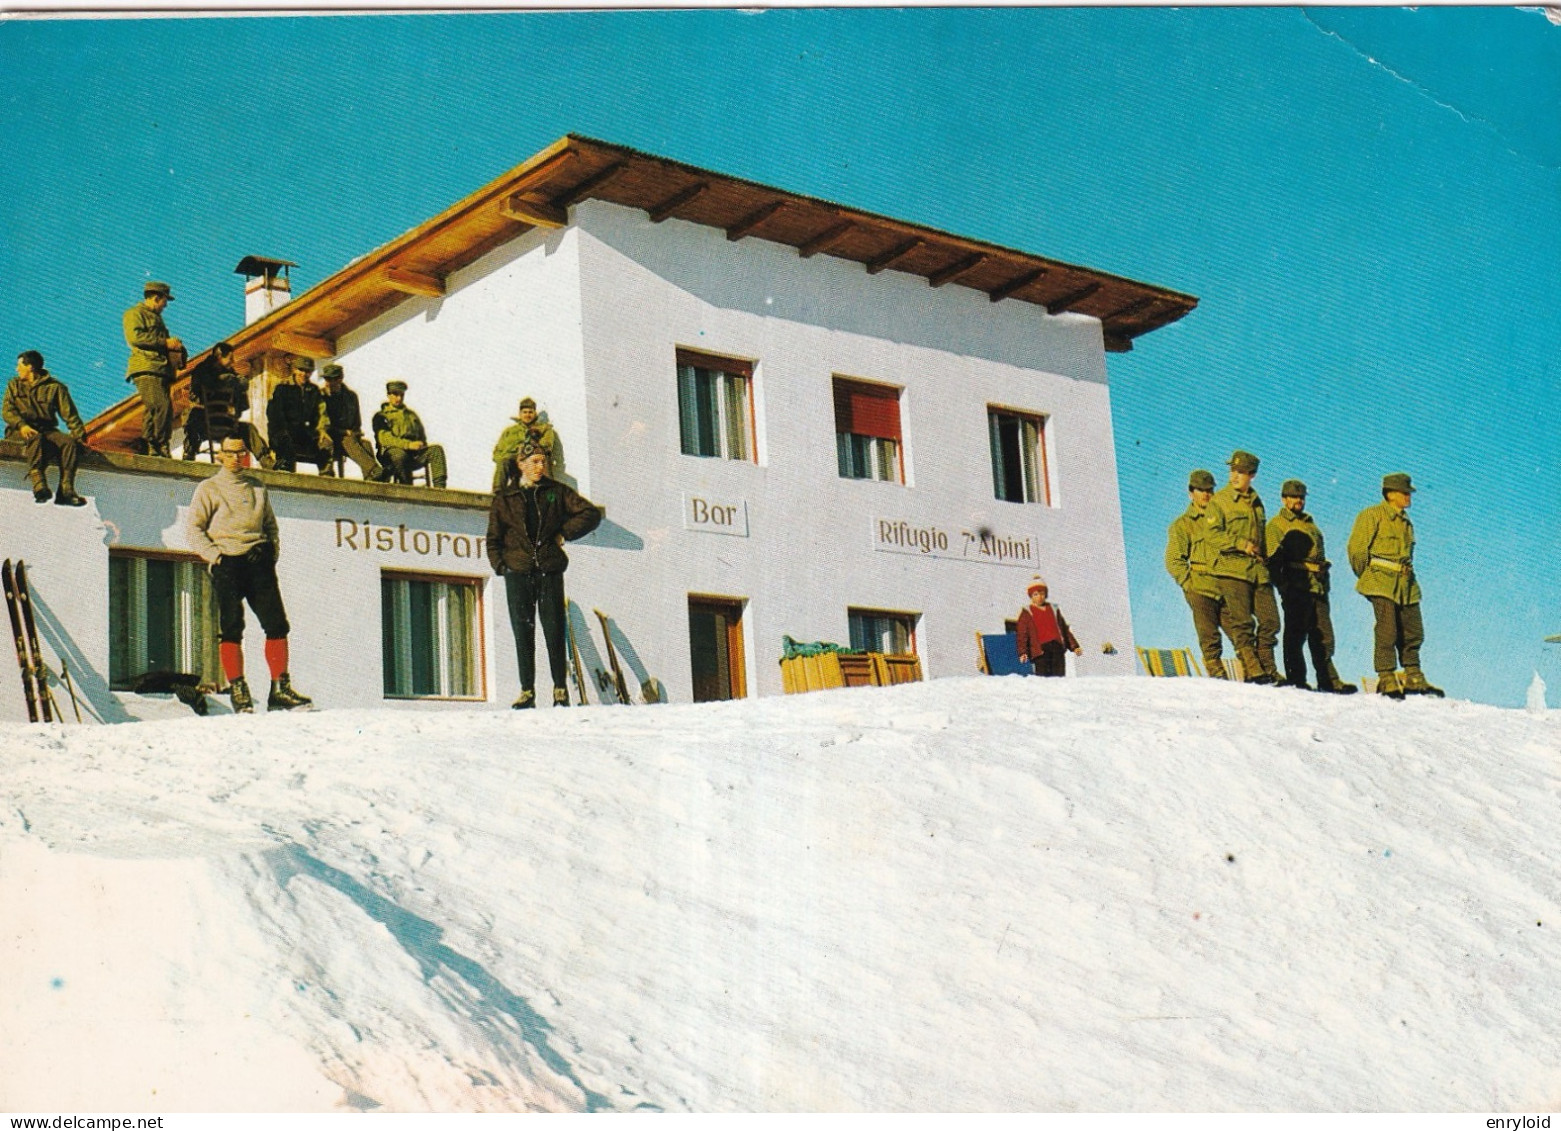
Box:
[3,559,81,724]
[561,601,634,706]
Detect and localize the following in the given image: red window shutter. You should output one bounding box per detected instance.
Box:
[833,380,902,441]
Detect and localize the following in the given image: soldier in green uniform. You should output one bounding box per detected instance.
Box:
[491,397,558,490]
[1347,472,1442,699]
[373,380,447,487]
[122,281,184,457]
[1204,449,1281,684]
[267,357,331,474]
[1164,468,1227,678]
[318,364,386,481]
[1266,479,1355,693]
[3,350,89,505]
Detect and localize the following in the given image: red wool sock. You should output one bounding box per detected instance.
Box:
[264,638,289,680]
[219,642,244,682]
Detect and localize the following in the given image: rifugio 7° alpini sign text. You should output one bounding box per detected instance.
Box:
[872,516,1039,568]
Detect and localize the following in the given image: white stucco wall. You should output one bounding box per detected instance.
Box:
[561,200,1136,701]
[330,223,591,495]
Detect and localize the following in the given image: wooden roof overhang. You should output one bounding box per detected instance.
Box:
[87,134,1197,449]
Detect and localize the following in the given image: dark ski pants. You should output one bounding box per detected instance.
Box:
[211,544,291,643]
[1279,587,1337,686]
[1368,596,1423,674]
[1216,577,1280,680]
[1030,642,1067,677]
[22,429,80,492]
[1182,589,1226,677]
[505,570,567,693]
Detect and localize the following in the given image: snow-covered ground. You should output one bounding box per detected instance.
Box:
[1,677,1557,1113]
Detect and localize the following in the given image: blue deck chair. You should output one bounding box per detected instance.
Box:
[976,631,1031,676]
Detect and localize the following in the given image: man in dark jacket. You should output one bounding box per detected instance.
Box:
[318,363,385,481]
[1266,478,1355,693]
[486,442,602,708]
[181,342,272,467]
[3,350,88,505]
[267,357,330,474]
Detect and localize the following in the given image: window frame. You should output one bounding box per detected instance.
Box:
[987,404,1052,506]
[108,548,222,691]
[380,567,488,702]
[675,348,758,464]
[832,376,906,485]
[847,606,920,656]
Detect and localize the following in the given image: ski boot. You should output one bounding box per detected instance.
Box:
[228,676,255,714]
[553,687,570,707]
[30,475,51,504]
[1321,665,1358,694]
[55,487,87,507]
[1402,668,1445,698]
[1376,671,1405,700]
[267,673,313,711]
[511,689,536,710]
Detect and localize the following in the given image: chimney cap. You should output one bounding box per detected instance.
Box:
[234,255,298,277]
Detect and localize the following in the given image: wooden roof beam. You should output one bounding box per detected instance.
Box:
[1045,281,1103,316]
[501,192,568,228]
[1102,295,1158,322]
[551,160,629,208]
[726,200,787,242]
[273,330,335,359]
[648,181,709,223]
[799,220,854,259]
[384,266,446,299]
[1104,334,1134,353]
[865,237,924,276]
[989,266,1049,303]
[928,252,987,288]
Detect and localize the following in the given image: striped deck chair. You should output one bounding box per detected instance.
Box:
[1136,647,1204,678]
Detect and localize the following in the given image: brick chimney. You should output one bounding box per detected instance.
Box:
[234,256,297,325]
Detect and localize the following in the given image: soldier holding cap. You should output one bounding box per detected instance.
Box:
[318,363,386,482]
[373,380,447,487]
[1204,449,1281,684]
[267,357,331,474]
[1266,479,1355,693]
[492,396,558,490]
[1347,472,1442,699]
[1165,468,1226,678]
[123,281,185,458]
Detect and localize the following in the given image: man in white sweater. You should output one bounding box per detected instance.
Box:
[187,436,312,713]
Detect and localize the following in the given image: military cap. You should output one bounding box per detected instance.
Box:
[289,356,314,373]
[386,379,409,395]
[1227,449,1260,473]
[143,281,174,300]
[518,397,537,410]
[1281,478,1307,498]
[1188,469,1216,491]
[1382,472,1416,494]
[1026,576,1049,595]
[320,363,345,381]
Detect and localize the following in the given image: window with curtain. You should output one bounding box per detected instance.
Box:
[847,607,918,655]
[988,407,1051,504]
[108,552,221,689]
[381,572,483,699]
[676,349,755,462]
[833,377,903,483]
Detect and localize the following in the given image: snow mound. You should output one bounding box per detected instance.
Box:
[2,678,1557,1112]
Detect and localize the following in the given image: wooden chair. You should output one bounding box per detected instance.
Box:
[976,631,1031,676]
[1136,647,1204,678]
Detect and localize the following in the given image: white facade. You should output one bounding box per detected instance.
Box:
[2,196,1140,722]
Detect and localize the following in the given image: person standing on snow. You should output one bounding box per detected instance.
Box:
[1164,468,1225,678]
[1265,478,1355,693]
[1015,576,1081,677]
[1205,449,1281,684]
[186,436,313,714]
[1347,472,1442,700]
[486,441,601,708]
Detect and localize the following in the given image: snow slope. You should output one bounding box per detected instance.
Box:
[1,678,1557,1112]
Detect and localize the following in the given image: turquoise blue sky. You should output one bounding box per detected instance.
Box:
[2,8,1557,707]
